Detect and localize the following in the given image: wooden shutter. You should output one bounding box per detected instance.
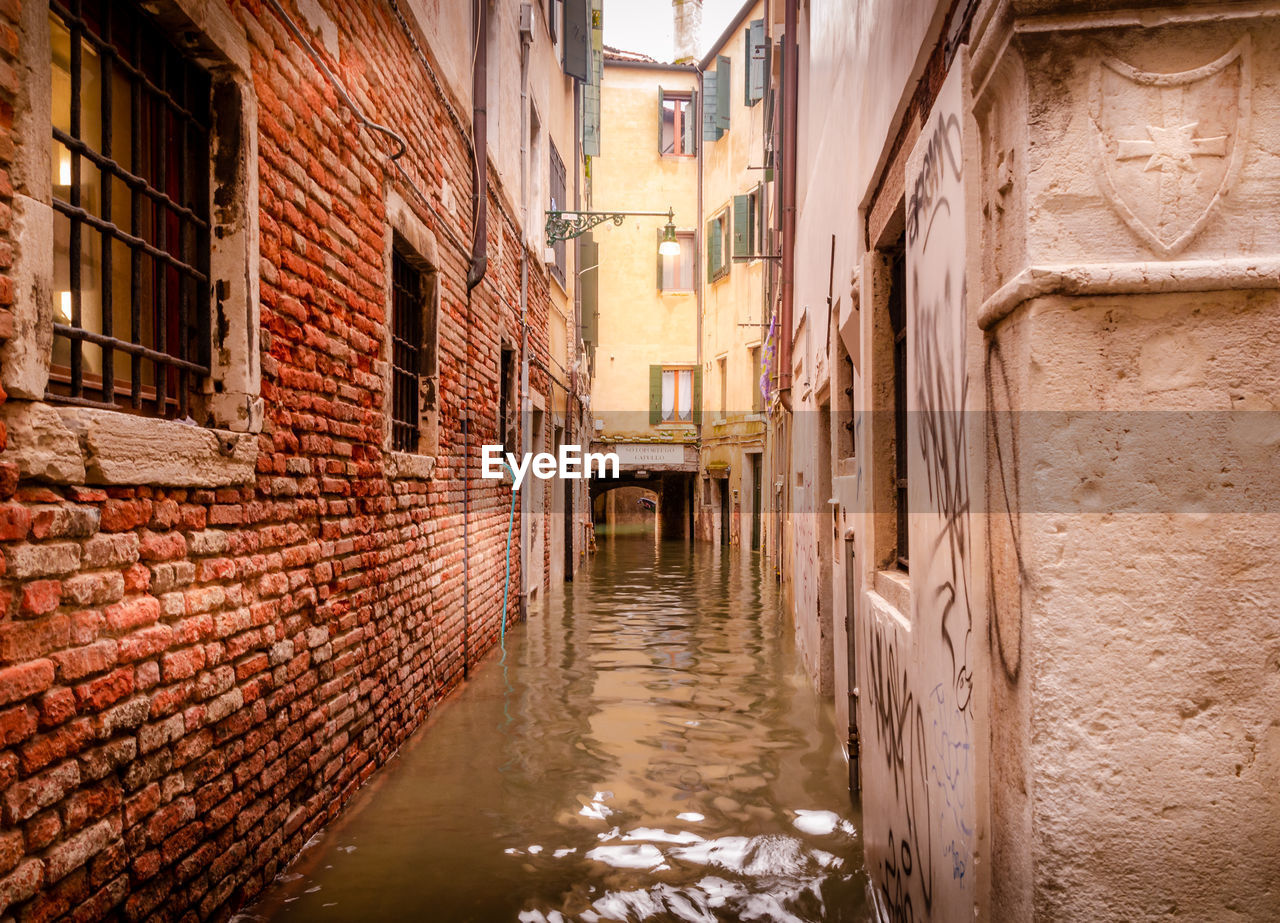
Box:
[563,0,590,80]
[649,365,663,425]
[682,91,697,155]
[692,367,703,425]
[706,217,719,282]
[580,0,602,155]
[657,87,665,153]
[702,71,718,141]
[748,19,766,103]
[581,234,598,345]
[716,55,731,132]
[733,194,750,258]
[657,228,665,290]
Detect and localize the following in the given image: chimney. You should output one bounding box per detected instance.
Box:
[672,0,702,64]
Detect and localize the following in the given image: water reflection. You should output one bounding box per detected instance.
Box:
[244,537,870,922]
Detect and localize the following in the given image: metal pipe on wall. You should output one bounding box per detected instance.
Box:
[778,0,798,407]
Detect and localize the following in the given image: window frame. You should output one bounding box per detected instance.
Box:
[383,193,442,473]
[549,138,566,285]
[47,0,214,419]
[661,366,695,424]
[659,229,695,293]
[888,243,909,572]
[707,208,730,283]
[659,89,696,157]
[0,0,260,488]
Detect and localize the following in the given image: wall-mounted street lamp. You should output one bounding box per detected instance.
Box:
[546,208,679,255]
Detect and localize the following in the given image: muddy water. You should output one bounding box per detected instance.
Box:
[247,538,871,922]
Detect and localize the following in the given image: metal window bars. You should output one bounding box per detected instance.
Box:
[390,250,423,453]
[48,0,211,418]
[889,246,909,572]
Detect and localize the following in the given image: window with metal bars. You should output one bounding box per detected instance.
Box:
[390,249,424,453]
[48,0,212,418]
[888,243,909,572]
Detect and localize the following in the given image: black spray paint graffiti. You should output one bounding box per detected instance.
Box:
[984,338,1026,684]
[907,113,964,253]
[865,618,934,923]
[913,270,975,717]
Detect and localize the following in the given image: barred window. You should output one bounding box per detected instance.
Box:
[390,249,424,453]
[49,0,212,417]
[889,243,909,572]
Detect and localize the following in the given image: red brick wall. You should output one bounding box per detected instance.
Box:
[0,1,547,918]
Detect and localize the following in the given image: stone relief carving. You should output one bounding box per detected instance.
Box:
[1090,36,1251,258]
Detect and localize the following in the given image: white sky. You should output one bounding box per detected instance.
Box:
[603,0,749,63]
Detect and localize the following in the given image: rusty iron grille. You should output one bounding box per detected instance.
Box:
[390,250,423,452]
[49,0,212,417]
[889,245,909,572]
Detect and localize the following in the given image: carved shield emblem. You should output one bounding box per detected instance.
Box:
[1091,38,1250,257]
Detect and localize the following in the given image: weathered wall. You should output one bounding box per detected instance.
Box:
[0,0,559,919]
[591,63,699,441]
[977,7,1280,919]
[698,1,769,554]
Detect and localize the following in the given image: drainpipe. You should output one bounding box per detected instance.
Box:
[695,64,704,541]
[518,12,532,617]
[468,0,489,292]
[777,0,798,409]
[463,0,490,678]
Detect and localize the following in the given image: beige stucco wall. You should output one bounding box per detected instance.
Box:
[977,9,1280,920]
[784,1,1280,920]
[699,1,769,551]
[591,64,699,442]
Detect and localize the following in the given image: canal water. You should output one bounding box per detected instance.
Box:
[245,538,871,922]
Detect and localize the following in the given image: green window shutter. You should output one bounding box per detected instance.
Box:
[743,29,752,106]
[649,365,663,425]
[581,234,598,345]
[683,91,698,155]
[563,0,590,81]
[702,71,718,142]
[657,228,665,290]
[716,55,731,132]
[733,194,750,258]
[692,367,703,425]
[748,19,766,104]
[705,218,718,282]
[657,87,665,153]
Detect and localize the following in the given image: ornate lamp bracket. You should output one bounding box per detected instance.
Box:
[545,209,675,245]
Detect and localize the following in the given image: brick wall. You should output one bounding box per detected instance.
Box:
[0,1,548,919]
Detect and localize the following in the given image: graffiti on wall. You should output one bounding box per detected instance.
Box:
[862,61,976,923]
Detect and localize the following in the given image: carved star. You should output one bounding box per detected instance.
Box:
[1115,121,1229,174]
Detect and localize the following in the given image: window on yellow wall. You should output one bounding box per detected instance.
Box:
[659,90,695,156]
[660,231,695,292]
[707,209,730,282]
[718,356,727,419]
[648,365,701,424]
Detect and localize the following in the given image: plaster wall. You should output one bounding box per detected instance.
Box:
[591,65,699,442]
[976,10,1280,918]
[700,2,769,550]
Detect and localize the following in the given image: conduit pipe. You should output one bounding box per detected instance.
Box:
[468,0,490,293]
[463,0,490,677]
[777,0,798,408]
[518,14,532,618]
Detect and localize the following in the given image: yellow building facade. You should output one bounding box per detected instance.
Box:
[696,1,769,551]
[589,59,702,535]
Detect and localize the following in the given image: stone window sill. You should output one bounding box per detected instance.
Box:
[1,402,258,487]
[386,451,436,480]
[873,568,912,621]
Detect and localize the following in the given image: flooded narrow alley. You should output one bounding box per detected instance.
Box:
[245,539,870,922]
